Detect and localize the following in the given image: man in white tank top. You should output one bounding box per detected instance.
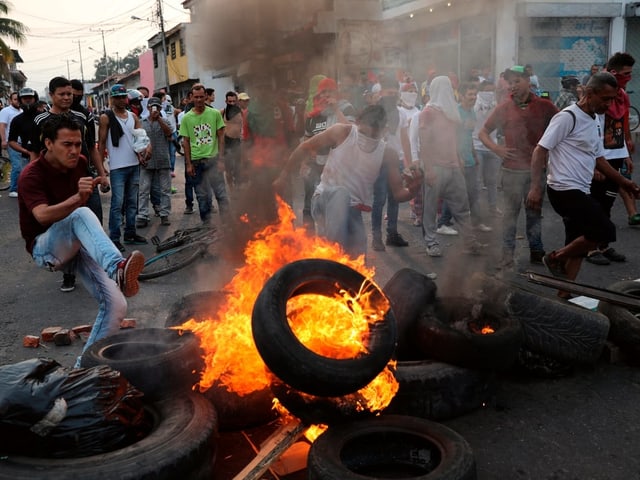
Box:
[274,105,424,260]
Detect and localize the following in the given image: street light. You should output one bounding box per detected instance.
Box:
[132,7,170,93]
[63,58,78,79]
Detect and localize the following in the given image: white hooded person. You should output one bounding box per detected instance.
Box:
[273,104,424,259]
[418,75,484,257]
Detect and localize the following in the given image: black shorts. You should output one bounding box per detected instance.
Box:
[546,186,616,246]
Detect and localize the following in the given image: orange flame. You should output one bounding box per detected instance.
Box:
[179,197,398,409]
[481,326,495,335]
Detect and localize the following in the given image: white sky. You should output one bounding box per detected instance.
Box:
[9,0,190,94]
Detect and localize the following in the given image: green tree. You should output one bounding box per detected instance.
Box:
[0,0,27,59]
[92,45,146,81]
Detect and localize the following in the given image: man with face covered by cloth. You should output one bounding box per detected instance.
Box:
[274,105,423,259]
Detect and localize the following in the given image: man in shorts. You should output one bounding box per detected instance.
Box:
[526,72,640,298]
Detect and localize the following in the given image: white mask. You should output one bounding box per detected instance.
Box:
[357,131,380,153]
[400,91,418,107]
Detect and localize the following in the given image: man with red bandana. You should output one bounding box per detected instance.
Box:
[585,52,636,266]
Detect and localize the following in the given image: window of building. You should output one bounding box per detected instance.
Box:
[170,42,176,60]
[153,52,158,68]
[179,39,185,57]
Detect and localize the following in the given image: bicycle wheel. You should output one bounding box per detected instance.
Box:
[154,226,212,253]
[0,156,11,191]
[629,106,640,132]
[139,242,207,280]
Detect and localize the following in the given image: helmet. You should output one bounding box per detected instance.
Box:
[18,87,38,100]
[165,94,172,104]
[127,89,143,103]
[561,76,580,90]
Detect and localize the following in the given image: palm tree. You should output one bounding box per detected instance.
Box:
[0,0,27,60]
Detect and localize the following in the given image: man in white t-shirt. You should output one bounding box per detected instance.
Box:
[0,91,23,196]
[526,72,640,298]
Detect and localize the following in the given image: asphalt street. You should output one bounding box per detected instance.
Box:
[1,152,640,479]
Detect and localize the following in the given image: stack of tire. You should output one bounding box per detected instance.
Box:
[251,259,478,480]
[1,329,218,479]
[597,280,640,364]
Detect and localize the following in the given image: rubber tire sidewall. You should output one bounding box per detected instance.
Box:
[307,414,477,480]
[0,393,218,480]
[598,280,640,356]
[80,328,203,401]
[252,258,397,397]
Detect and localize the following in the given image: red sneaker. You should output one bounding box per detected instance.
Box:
[116,250,145,297]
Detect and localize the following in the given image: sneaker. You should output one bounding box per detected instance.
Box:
[160,216,171,226]
[475,223,493,232]
[171,172,176,178]
[386,232,409,247]
[124,234,148,245]
[60,273,76,293]
[585,251,610,266]
[601,247,626,262]
[426,272,438,280]
[629,214,640,226]
[426,245,442,257]
[113,240,126,253]
[372,236,386,252]
[170,187,178,194]
[491,208,503,218]
[542,252,568,278]
[530,250,546,265]
[184,206,194,215]
[153,207,160,217]
[115,250,145,297]
[136,219,149,228]
[8,191,17,198]
[436,225,459,236]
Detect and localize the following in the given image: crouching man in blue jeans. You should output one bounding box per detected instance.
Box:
[18,114,145,366]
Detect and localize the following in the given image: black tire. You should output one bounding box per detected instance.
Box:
[385,360,495,421]
[0,156,10,191]
[252,259,397,397]
[139,242,207,280]
[598,280,640,358]
[506,289,610,363]
[80,328,204,400]
[0,393,218,480]
[165,292,278,431]
[629,105,640,132]
[307,414,477,480]
[413,297,522,370]
[270,376,377,425]
[383,268,438,360]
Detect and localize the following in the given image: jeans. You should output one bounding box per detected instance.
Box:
[422,165,476,248]
[477,150,501,210]
[192,157,229,222]
[302,162,323,225]
[185,171,196,209]
[31,207,126,358]
[371,162,399,237]
[138,168,172,219]
[311,186,367,258]
[86,187,103,225]
[8,146,27,193]
[224,136,242,187]
[463,164,482,225]
[169,132,177,172]
[437,201,453,228]
[501,168,544,253]
[109,165,140,241]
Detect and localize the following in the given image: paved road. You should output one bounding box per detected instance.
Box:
[1,154,640,479]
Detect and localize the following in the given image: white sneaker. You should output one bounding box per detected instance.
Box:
[476,223,493,232]
[426,245,442,257]
[436,225,458,236]
[8,191,18,198]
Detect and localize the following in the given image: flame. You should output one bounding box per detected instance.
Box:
[481,326,495,335]
[178,197,398,410]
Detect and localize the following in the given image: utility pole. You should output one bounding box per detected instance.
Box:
[156,0,170,93]
[74,40,85,83]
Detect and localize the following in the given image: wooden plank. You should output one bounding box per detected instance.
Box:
[232,418,307,480]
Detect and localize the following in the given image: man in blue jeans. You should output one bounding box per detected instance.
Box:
[7,88,39,196]
[179,83,228,223]
[0,91,24,197]
[18,114,145,366]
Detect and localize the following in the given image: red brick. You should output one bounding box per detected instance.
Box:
[23,335,40,348]
[71,324,93,335]
[120,318,137,329]
[41,326,62,342]
[53,329,72,346]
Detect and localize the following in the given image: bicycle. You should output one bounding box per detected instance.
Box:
[139,225,220,280]
[627,90,639,132]
[0,155,11,191]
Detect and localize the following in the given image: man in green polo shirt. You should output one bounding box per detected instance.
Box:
[179,83,228,223]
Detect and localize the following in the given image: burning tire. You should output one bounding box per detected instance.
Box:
[384,360,494,420]
[383,268,438,360]
[413,297,522,370]
[307,414,477,480]
[80,328,203,400]
[165,291,278,431]
[506,289,609,363]
[0,393,218,480]
[598,280,640,360]
[252,259,397,397]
